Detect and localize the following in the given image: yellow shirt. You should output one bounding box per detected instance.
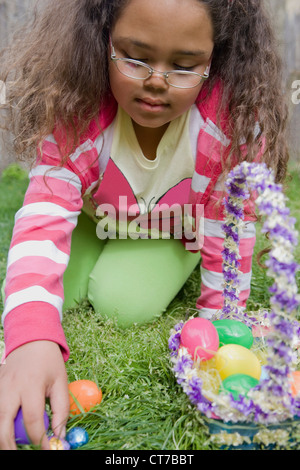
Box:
[110,106,195,215]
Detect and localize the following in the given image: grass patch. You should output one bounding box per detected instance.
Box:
[0,163,299,450]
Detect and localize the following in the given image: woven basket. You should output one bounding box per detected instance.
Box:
[169,162,300,449]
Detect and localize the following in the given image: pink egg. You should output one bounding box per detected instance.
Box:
[180,317,219,361]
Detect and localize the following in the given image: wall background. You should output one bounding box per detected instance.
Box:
[0,0,300,172]
[267,0,300,162]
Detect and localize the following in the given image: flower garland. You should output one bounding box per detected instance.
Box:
[169,162,300,425]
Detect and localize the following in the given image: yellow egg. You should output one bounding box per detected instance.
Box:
[215,344,261,381]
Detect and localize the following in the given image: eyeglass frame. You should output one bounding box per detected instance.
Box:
[109,37,212,89]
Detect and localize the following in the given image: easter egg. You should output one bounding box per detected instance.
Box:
[68,379,102,415]
[48,435,70,450]
[215,344,261,381]
[180,317,219,361]
[212,319,253,349]
[14,408,49,445]
[221,373,259,401]
[66,427,89,449]
[289,371,300,397]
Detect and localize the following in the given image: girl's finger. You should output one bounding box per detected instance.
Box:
[49,377,70,439]
[0,409,17,450]
[21,398,50,450]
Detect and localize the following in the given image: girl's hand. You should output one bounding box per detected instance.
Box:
[0,341,70,450]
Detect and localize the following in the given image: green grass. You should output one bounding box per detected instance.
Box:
[0,163,300,451]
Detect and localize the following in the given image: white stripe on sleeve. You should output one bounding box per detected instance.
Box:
[191,172,211,194]
[2,286,64,323]
[29,165,82,192]
[7,240,70,268]
[14,202,80,226]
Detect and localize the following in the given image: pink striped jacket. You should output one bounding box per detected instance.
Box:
[2,82,258,361]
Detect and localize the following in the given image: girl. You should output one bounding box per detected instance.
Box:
[0,0,289,449]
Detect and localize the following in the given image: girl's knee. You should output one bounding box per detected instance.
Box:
[88,275,166,328]
[87,238,200,328]
[87,279,162,328]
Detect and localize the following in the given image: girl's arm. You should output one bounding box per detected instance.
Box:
[0,132,100,448]
[1,130,102,359]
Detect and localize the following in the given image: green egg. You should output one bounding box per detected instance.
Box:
[220,373,259,401]
[212,319,253,349]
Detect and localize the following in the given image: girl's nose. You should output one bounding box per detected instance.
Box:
[143,70,169,90]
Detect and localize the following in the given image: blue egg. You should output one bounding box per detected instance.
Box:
[66,427,89,449]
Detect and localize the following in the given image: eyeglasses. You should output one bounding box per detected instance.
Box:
[110,40,211,89]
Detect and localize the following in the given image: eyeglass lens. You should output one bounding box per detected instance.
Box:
[114,59,205,88]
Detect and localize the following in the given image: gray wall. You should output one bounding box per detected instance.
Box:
[0,0,37,45]
[0,0,41,172]
[0,0,300,172]
[266,0,300,161]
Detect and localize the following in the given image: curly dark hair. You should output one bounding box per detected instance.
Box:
[0,0,289,182]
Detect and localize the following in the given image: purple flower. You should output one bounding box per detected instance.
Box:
[222,248,241,265]
[271,291,300,312]
[197,400,214,416]
[174,321,184,332]
[168,332,181,356]
[266,258,299,280]
[274,318,297,338]
[174,354,193,375]
[186,375,204,404]
[223,289,240,303]
[222,225,240,242]
[223,200,244,219]
[225,180,247,198]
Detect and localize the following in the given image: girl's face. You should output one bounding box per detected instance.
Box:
[109,0,214,133]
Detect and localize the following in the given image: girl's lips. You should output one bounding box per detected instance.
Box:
[136,98,169,112]
[140,97,167,106]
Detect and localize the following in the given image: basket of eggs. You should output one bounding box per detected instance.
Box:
[169,162,300,449]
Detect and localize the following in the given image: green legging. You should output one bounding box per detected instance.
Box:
[63,212,200,327]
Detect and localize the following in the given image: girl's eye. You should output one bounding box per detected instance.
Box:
[130,57,147,63]
[174,64,196,71]
[123,51,147,62]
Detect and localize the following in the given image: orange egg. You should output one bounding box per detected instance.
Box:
[289,371,300,397]
[68,380,102,415]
